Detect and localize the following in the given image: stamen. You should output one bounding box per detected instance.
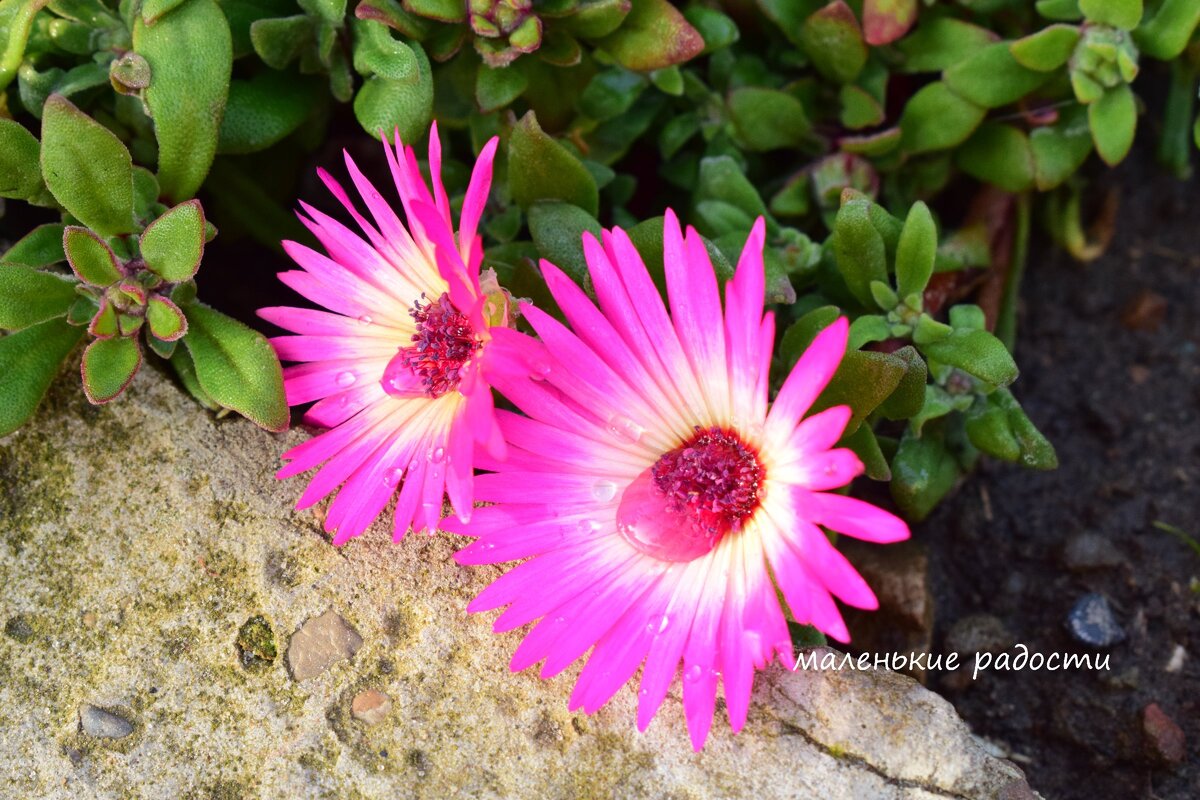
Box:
[392,293,479,398]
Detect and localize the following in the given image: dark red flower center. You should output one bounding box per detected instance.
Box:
[652,426,765,536]
[396,293,480,398]
[616,426,765,563]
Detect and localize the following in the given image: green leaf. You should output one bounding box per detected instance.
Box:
[140,200,206,282]
[800,0,868,84]
[353,42,434,143]
[40,95,135,237]
[134,0,233,202]
[841,423,891,480]
[63,227,122,287]
[965,400,1022,462]
[727,87,813,151]
[0,264,77,329]
[579,68,646,121]
[992,387,1058,468]
[352,16,420,80]
[956,123,1036,193]
[780,305,841,367]
[81,335,142,403]
[876,345,928,420]
[896,17,997,73]
[181,302,288,431]
[146,295,187,341]
[508,111,599,216]
[848,314,891,350]
[596,0,704,71]
[834,199,888,307]
[560,0,629,39]
[811,349,906,432]
[250,15,313,68]
[1089,84,1136,166]
[0,317,84,435]
[2,224,66,266]
[1135,0,1200,59]
[694,155,768,220]
[1079,0,1142,29]
[1037,0,1084,21]
[626,216,733,298]
[169,344,220,409]
[895,201,937,298]
[402,0,464,22]
[943,43,1052,109]
[476,63,528,113]
[890,425,960,520]
[898,81,985,155]
[840,84,884,130]
[0,118,42,200]
[949,304,987,330]
[526,201,603,288]
[682,3,739,53]
[1010,24,1081,71]
[921,328,1019,386]
[142,0,190,22]
[1030,105,1093,190]
[218,72,320,155]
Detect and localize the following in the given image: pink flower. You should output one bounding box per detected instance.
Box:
[260,125,506,544]
[448,211,909,749]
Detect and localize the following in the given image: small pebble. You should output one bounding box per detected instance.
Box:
[287,610,363,682]
[1142,703,1185,766]
[1061,533,1122,572]
[1164,644,1186,673]
[351,689,392,725]
[79,705,133,739]
[1120,290,1167,331]
[1066,593,1125,648]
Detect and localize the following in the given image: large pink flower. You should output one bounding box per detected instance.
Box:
[260,125,505,544]
[448,211,910,749]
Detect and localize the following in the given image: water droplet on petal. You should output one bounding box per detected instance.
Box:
[384,468,403,487]
[529,360,551,381]
[606,414,645,443]
[576,519,600,535]
[428,446,445,463]
[590,479,618,502]
[684,664,704,683]
[657,615,670,634]
[357,314,373,326]
[336,371,357,388]
[615,468,722,562]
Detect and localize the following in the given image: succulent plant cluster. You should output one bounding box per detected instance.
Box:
[2,0,1198,518]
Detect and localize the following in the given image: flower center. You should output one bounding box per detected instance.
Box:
[392,293,480,398]
[617,427,764,562]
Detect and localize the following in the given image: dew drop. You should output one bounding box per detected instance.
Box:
[357,314,373,326]
[590,479,618,502]
[656,615,670,634]
[336,370,357,388]
[529,360,552,381]
[823,461,838,477]
[606,414,645,443]
[684,664,704,683]
[384,468,403,487]
[576,519,600,535]
[428,446,446,463]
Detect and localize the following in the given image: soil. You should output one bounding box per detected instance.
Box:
[921,145,1200,799]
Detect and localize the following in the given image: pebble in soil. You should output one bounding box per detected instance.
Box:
[1066,594,1126,648]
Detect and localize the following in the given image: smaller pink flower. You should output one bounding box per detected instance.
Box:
[449,211,910,749]
[260,124,507,544]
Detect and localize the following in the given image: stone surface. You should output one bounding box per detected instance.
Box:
[78,705,133,740]
[945,614,1015,659]
[1141,703,1186,766]
[1066,593,1126,648]
[0,372,1038,798]
[841,540,934,682]
[287,610,363,682]
[1060,533,1122,572]
[351,689,392,725]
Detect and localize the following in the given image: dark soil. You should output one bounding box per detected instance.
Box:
[921,146,1200,799]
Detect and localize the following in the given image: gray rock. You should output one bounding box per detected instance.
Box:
[0,371,1039,799]
[1066,593,1126,648]
[79,705,133,739]
[287,610,363,681]
[1061,533,1122,572]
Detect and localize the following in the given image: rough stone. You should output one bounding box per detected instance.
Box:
[78,705,133,739]
[1141,703,1186,766]
[287,610,363,681]
[351,689,392,725]
[945,614,1015,658]
[0,371,1038,798]
[1066,593,1126,648]
[1060,533,1122,572]
[840,540,934,682]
